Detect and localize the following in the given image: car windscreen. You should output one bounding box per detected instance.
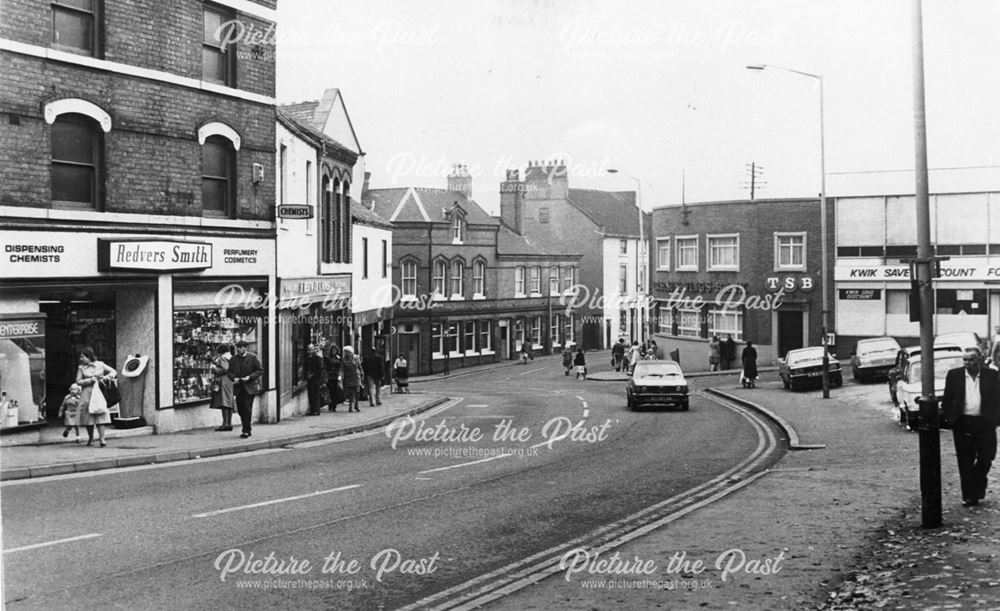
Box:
[859,339,899,354]
[787,349,825,365]
[908,356,965,381]
[634,363,681,377]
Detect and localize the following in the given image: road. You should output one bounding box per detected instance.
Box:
[2,360,784,610]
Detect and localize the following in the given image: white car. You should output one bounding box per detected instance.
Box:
[626,360,689,411]
[850,336,901,382]
[895,351,965,431]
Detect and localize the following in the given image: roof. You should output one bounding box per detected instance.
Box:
[351,199,393,230]
[567,189,649,237]
[279,89,363,155]
[277,110,357,160]
[364,187,499,225]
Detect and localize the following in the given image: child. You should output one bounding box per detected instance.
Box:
[59,384,82,442]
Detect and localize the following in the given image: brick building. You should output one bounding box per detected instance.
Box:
[0,0,278,436]
[365,166,581,376]
[649,198,834,370]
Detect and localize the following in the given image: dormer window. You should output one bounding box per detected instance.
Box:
[451,212,466,243]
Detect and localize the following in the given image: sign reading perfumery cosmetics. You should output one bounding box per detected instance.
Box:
[98,239,212,272]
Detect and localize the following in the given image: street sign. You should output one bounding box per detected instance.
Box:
[277,204,313,219]
[824,333,836,346]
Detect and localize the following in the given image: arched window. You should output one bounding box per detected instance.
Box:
[473,260,486,297]
[341,180,351,263]
[450,260,464,297]
[432,260,447,296]
[329,177,341,262]
[201,135,235,217]
[51,113,103,208]
[451,213,465,242]
[321,174,333,262]
[401,259,418,297]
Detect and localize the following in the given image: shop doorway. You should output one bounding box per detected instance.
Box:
[498,323,509,360]
[777,310,804,358]
[39,294,116,420]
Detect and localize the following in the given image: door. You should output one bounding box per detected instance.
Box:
[499,324,509,360]
[777,310,804,358]
[397,333,419,375]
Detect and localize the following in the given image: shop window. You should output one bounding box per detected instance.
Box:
[677,308,701,338]
[886,290,910,315]
[551,314,561,347]
[514,318,525,347]
[480,320,493,352]
[708,308,743,341]
[51,114,102,208]
[564,314,575,345]
[464,321,476,355]
[431,324,443,357]
[201,136,235,217]
[936,289,986,316]
[446,324,459,355]
[656,303,672,334]
[52,0,100,55]
[203,3,235,86]
[530,316,542,346]
[173,309,259,405]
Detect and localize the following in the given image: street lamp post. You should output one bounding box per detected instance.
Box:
[747,63,831,398]
[607,169,646,344]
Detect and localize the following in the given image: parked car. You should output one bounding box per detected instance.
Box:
[934,331,986,354]
[888,344,963,406]
[778,347,843,391]
[895,350,966,431]
[850,336,901,382]
[626,360,689,410]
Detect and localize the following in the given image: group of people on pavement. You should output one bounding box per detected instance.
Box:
[301,342,409,416]
[609,339,660,375]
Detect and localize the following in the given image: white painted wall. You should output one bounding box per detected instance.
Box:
[276,122,320,278]
[351,222,393,315]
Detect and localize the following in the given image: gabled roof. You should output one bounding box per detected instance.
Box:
[567,189,649,238]
[277,110,357,161]
[279,88,363,155]
[350,199,393,230]
[365,188,499,226]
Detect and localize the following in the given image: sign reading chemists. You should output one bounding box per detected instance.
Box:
[98,239,212,272]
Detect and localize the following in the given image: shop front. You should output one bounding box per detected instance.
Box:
[0,230,276,439]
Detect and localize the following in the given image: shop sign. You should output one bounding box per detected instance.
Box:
[765,276,816,294]
[835,259,1000,282]
[279,276,351,305]
[652,280,747,296]
[0,315,45,341]
[839,288,881,300]
[98,239,212,272]
[277,204,313,219]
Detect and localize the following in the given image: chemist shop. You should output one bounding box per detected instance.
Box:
[835,259,1000,347]
[0,230,276,436]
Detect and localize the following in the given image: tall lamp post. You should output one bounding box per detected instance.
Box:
[747,63,831,398]
[607,168,647,344]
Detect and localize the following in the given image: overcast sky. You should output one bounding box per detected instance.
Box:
[276,0,1000,214]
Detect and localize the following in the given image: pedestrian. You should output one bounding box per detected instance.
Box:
[339,346,364,412]
[76,347,116,447]
[393,354,409,393]
[941,348,1000,507]
[324,342,343,412]
[305,342,328,415]
[648,340,659,360]
[722,334,737,370]
[228,340,263,439]
[989,325,1000,370]
[709,335,721,372]
[562,345,574,376]
[362,347,384,407]
[210,344,235,431]
[741,341,758,388]
[611,339,626,372]
[520,341,531,365]
[628,341,642,375]
[58,383,82,442]
[574,347,587,380]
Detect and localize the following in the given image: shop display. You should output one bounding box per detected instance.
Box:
[173,310,258,405]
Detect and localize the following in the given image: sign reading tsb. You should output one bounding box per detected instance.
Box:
[277,204,313,219]
[97,239,213,272]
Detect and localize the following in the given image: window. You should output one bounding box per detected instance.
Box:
[549,269,560,295]
[551,314,561,346]
[656,303,672,334]
[657,239,670,270]
[480,321,492,352]
[322,177,338,263]
[677,308,701,338]
[203,4,234,85]
[451,214,465,242]
[450,260,464,297]
[446,324,459,354]
[381,240,388,278]
[473,260,485,296]
[562,267,576,292]
[530,316,542,346]
[432,324,444,356]
[620,239,628,255]
[401,260,417,297]
[340,181,351,263]
[514,319,525,346]
[775,233,806,270]
[676,236,698,270]
[539,207,550,223]
[708,308,743,341]
[707,235,739,270]
[464,321,476,354]
[886,290,909,315]
[515,266,525,296]
[565,314,575,345]
[52,0,98,55]
[51,114,101,208]
[433,260,447,296]
[280,146,289,206]
[530,267,541,294]
[936,289,986,315]
[362,237,369,278]
[619,264,628,295]
[201,136,234,217]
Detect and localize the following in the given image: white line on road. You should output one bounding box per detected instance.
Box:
[465,404,488,408]
[4,533,102,553]
[192,485,361,518]
[516,367,545,376]
[285,398,463,449]
[417,454,513,475]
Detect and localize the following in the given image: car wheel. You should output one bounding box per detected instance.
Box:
[832,373,843,388]
[853,368,861,382]
[789,379,799,392]
[680,400,689,411]
[782,376,790,389]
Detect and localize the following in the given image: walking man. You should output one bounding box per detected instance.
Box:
[942,347,1000,507]
[228,340,263,439]
[611,339,626,372]
[362,347,384,407]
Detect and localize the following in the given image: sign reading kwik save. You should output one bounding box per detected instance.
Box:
[98,239,212,272]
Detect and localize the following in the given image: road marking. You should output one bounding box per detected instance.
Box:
[4,533,102,553]
[285,398,462,449]
[415,477,434,481]
[192,485,361,518]
[465,404,488,408]
[417,454,513,475]
[516,367,545,376]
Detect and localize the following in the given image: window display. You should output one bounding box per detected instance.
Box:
[173,309,258,405]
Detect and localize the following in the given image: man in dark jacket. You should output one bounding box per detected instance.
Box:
[324,342,342,412]
[228,340,264,438]
[942,348,1000,506]
[305,342,328,415]
[611,339,626,372]
[361,348,384,407]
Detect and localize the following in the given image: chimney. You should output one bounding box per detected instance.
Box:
[362,171,371,199]
[447,163,472,199]
[523,158,568,200]
[500,168,523,234]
